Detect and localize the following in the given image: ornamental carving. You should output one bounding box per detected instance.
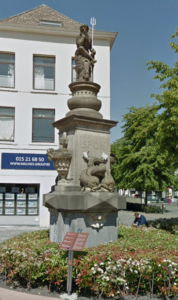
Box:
[80,151,115,192]
[87,212,107,229]
[47,133,72,185]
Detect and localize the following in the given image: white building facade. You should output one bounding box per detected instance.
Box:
[0,5,117,226]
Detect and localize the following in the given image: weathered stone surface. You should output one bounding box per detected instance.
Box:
[44,183,126,247]
[66,81,102,119]
[42,21,126,246]
[44,187,126,212]
[56,210,118,247]
[75,24,96,81]
[44,186,126,246]
[53,114,118,133]
[47,133,72,184]
[53,116,118,186]
[79,151,115,192]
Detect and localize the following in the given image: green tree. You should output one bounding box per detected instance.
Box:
[111,104,174,204]
[147,27,178,169]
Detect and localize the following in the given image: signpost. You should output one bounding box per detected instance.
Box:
[60,231,89,295]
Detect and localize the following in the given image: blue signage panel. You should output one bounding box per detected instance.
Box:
[1,153,55,170]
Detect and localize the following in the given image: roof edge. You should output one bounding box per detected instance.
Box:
[0,5,81,27]
[0,4,46,22]
[0,22,118,49]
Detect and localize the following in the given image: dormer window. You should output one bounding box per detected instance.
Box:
[39,20,62,27]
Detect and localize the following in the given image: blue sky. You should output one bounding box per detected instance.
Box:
[0,0,178,142]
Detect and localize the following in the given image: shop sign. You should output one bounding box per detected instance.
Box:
[1,153,55,170]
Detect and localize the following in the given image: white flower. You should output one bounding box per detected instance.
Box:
[134,270,138,274]
[100,262,104,266]
[94,264,98,267]
[97,268,103,273]
[174,283,177,285]
[117,277,125,283]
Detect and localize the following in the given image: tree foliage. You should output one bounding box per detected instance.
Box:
[111,105,174,199]
[111,28,178,197]
[147,27,178,168]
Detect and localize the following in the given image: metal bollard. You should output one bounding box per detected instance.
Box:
[162,204,164,214]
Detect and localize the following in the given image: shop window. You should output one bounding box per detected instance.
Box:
[32,109,55,143]
[0,53,15,88]
[0,184,39,216]
[0,107,15,141]
[33,56,55,90]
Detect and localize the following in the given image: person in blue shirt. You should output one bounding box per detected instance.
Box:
[132,212,148,227]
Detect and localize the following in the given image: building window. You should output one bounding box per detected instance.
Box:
[39,20,62,27]
[0,184,39,216]
[33,56,55,90]
[72,58,76,83]
[0,107,15,141]
[0,53,15,88]
[32,109,55,142]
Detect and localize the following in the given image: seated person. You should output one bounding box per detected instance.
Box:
[132,212,148,227]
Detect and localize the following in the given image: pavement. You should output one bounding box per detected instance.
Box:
[118,202,178,225]
[0,287,60,300]
[0,226,49,244]
[0,203,177,300]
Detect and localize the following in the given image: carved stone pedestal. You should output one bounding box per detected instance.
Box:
[43,24,126,248]
[43,184,126,247]
[67,81,102,119]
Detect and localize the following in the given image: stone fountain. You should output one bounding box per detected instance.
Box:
[43,24,126,247]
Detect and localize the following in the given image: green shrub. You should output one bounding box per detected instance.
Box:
[142,204,162,214]
[127,202,162,213]
[148,217,178,234]
[0,227,178,298]
[0,230,68,292]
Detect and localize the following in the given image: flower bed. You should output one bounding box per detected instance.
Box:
[0,227,178,298]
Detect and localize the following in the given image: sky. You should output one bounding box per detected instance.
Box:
[0,0,178,142]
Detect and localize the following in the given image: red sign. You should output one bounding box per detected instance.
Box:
[72,233,89,251]
[60,232,89,251]
[60,232,77,250]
